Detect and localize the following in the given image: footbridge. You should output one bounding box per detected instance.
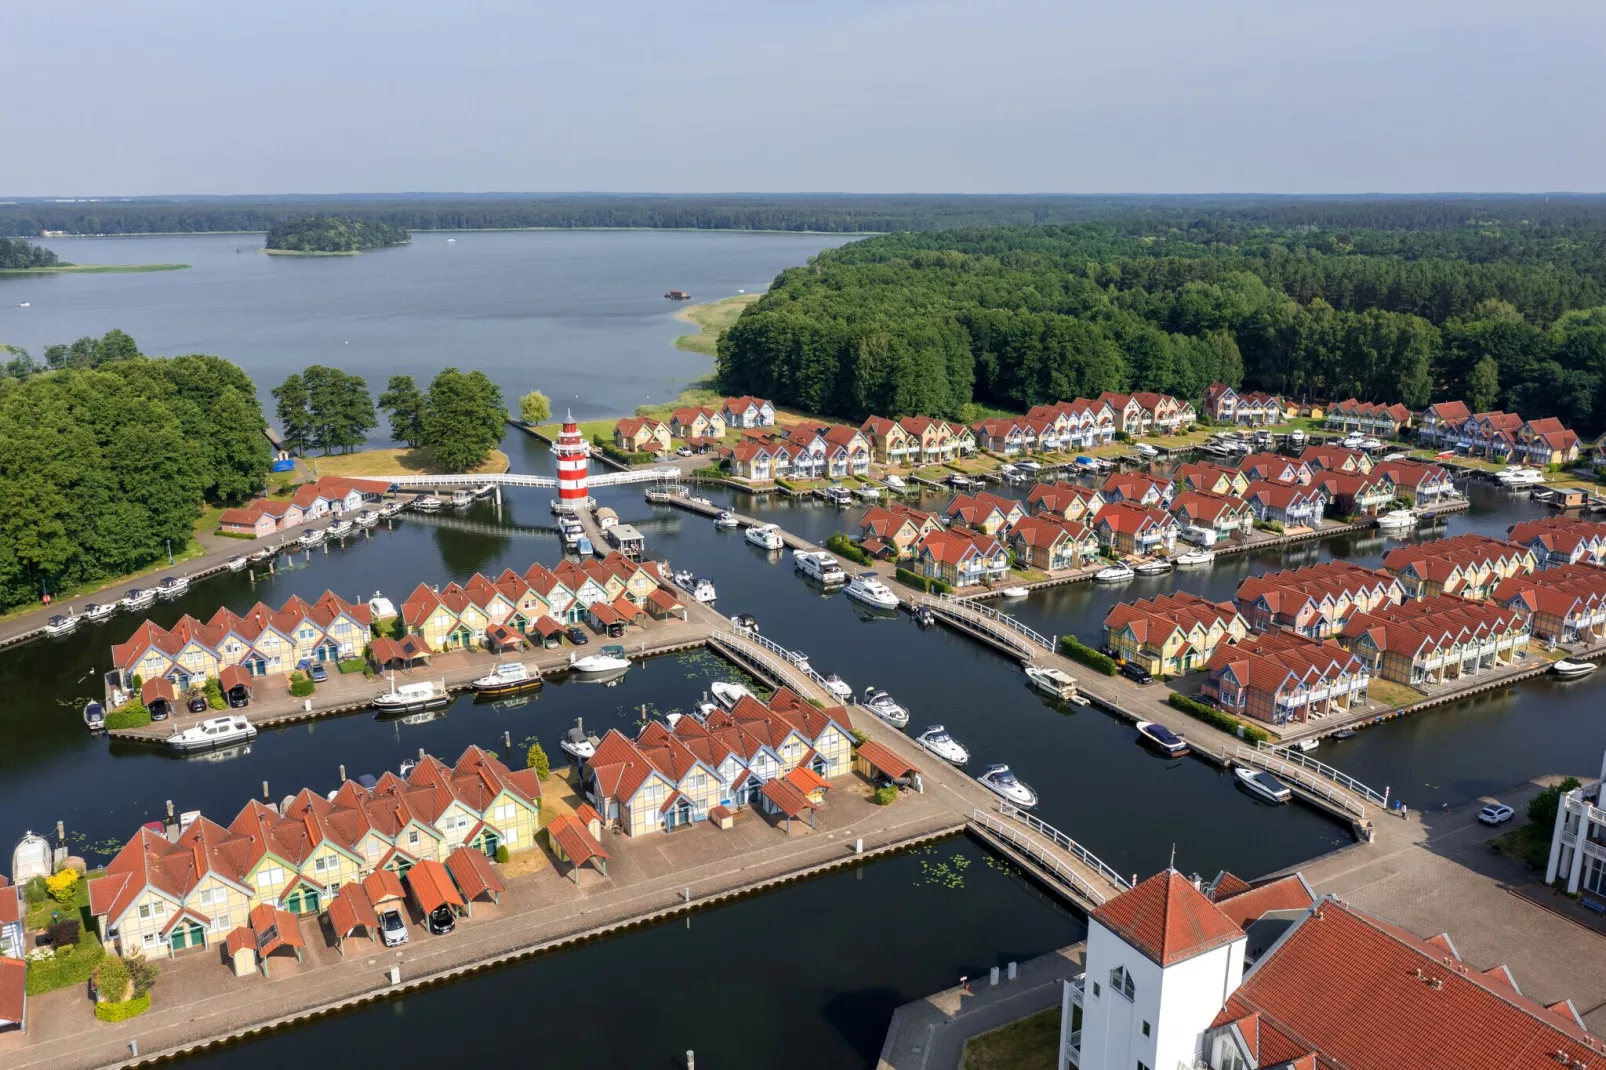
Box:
[372,467,682,490]
[912,592,1055,664]
[968,804,1130,910]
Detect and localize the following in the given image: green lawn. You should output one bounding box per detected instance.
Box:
[1491,820,1551,869]
[1367,679,1424,709]
[961,1007,1061,1070]
[24,869,108,996]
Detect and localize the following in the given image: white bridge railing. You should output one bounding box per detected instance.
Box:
[998,802,1130,892]
[1234,746,1368,820]
[1262,742,1389,807]
[930,593,1055,652]
[708,627,832,699]
[971,808,1112,907]
[372,467,680,490]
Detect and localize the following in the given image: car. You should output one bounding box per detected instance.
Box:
[309,663,329,683]
[676,446,693,457]
[227,690,250,709]
[187,692,208,713]
[149,704,169,721]
[427,904,456,935]
[379,909,408,946]
[1120,662,1154,685]
[565,626,589,645]
[1478,803,1515,826]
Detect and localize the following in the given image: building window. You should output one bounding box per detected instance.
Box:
[1142,1020,1150,1037]
[255,865,285,889]
[141,932,161,949]
[407,830,421,847]
[1091,981,1100,998]
[1110,965,1135,1001]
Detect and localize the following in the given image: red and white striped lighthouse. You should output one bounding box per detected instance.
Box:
[551,411,593,513]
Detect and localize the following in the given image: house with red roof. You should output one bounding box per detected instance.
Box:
[1104,592,1250,676]
[1517,416,1583,466]
[1203,384,1287,426]
[1372,457,1455,504]
[1168,489,1253,541]
[613,417,672,455]
[669,406,725,440]
[1311,469,1393,516]
[1382,532,1536,599]
[1244,479,1327,529]
[1507,516,1606,570]
[1416,399,1471,445]
[1494,561,1606,644]
[1237,452,1313,485]
[914,527,1010,588]
[860,415,915,465]
[1343,594,1531,687]
[1203,630,1370,725]
[945,491,1023,536]
[1025,482,1105,523]
[972,417,1026,455]
[1006,514,1098,571]
[1093,502,1179,557]
[719,396,774,429]
[1234,561,1404,639]
[1100,471,1173,508]
[1324,398,1413,436]
[1173,462,1250,498]
[860,503,943,559]
[899,416,956,464]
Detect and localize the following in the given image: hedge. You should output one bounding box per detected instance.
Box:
[894,568,950,594]
[590,435,656,466]
[1167,692,1271,744]
[104,704,151,731]
[337,657,367,674]
[1059,636,1118,676]
[873,786,899,806]
[95,995,151,1023]
[826,533,871,566]
[215,530,258,540]
[289,673,316,698]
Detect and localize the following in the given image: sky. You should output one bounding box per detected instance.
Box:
[6,0,1606,196]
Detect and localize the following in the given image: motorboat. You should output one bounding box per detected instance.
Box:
[1287,429,1306,448]
[917,725,970,765]
[43,613,80,637]
[369,591,397,619]
[569,651,632,675]
[745,523,785,550]
[1016,461,1041,475]
[1375,509,1415,530]
[373,676,451,715]
[823,484,853,506]
[1095,564,1135,582]
[83,700,106,731]
[412,495,443,512]
[729,613,759,633]
[1332,728,1357,740]
[883,474,907,491]
[1175,550,1215,568]
[689,495,715,507]
[714,511,740,529]
[692,578,718,604]
[450,490,474,509]
[787,650,814,674]
[1025,666,1080,701]
[860,687,910,728]
[226,554,248,572]
[914,604,936,627]
[1133,443,1159,459]
[379,500,405,518]
[157,575,190,599]
[1000,586,1031,598]
[1289,738,1319,754]
[1497,467,1544,488]
[795,550,847,586]
[298,527,325,547]
[1381,452,1407,463]
[672,568,695,588]
[561,718,600,761]
[327,518,355,539]
[710,681,755,709]
[248,547,277,564]
[823,674,853,702]
[120,587,157,611]
[999,464,1017,477]
[1134,559,1172,576]
[167,715,258,753]
[354,509,379,527]
[470,662,542,695]
[1342,433,1365,449]
[1553,659,1598,679]
[1234,767,1292,804]
[1360,437,1383,451]
[1073,456,1098,472]
[853,485,881,501]
[83,601,117,623]
[977,764,1039,807]
[1136,720,1189,757]
[576,535,594,556]
[844,572,900,609]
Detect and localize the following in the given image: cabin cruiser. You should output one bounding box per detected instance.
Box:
[1134,559,1172,576]
[325,518,354,538]
[1234,767,1292,804]
[1342,432,1365,449]
[83,601,117,623]
[1375,509,1415,530]
[248,547,278,564]
[83,700,105,731]
[560,520,581,547]
[1175,550,1215,568]
[1095,564,1135,583]
[1136,720,1189,757]
[844,571,900,609]
[226,554,248,572]
[745,523,785,550]
[692,578,718,604]
[470,662,542,695]
[576,535,593,556]
[977,764,1038,807]
[298,527,326,547]
[823,484,854,506]
[167,715,258,753]
[914,604,936,627]
[412,495,443,512]
[1133,443,1159,459]
[1015,461,1042,475]
[1000,586,1030,598]
[860,687,910,728]
[1287,429,1306,448]
[354,509,379,527]
[854,485,881,501]
[120,587,157,611]
[1360,437,1383,451]
[569,650,632,675]
[1497,467,1544,488]
[710,681,755,709]
[795,550,847,586]
[714,510,740,529]
[1073,456,1099,472]
[369,591,397,619]
[823,674,853,702]
[373,676,451,715]
[561,718,600,761]
[917,725,970,765]
[43,612,80,637]
[378,500,405,518]
[883,474,907,491]
[1025,665,1081,702]
[1553,658,1598,679]
[729,612,759,633]
[450,490,474,509]
[672,568,695,588]
[157,575,190,599]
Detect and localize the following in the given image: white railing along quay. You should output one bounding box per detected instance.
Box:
[372,466,681,490]
[1262,741,1389,807]
[929,593,1055,652]
[998,802,1130,892]
[971,809,1110,907]
[1233,746,1367,820]
[707,627,831,699]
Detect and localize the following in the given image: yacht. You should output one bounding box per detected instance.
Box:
[325,518,353,538]
[1025,665,1080,701]
[561,718,600,761]
[1000,586,1031,598]
[412,495,443,512]
[916,725,970,765]
[83,700,105,731]
[710,681,755,709]
[1342,433,1365,449]
[1360,437,1383,451]
[43,613,80,637]
[860,687,910,728]
[299,527,326,547]
[120,587,157,611]
[1498,468,1544,488]
[354,509,379,527]
[379,500,405,518]
[823,674,854,703]
[1375,509,1415,531]
[692,578,718,604]
[576,535,594,556]
[1553,658,1598,679]
[823,484,853,507]
[672,568,695,588]
[854,484,881,501]
[714,510,740,529]
[226,554,248,572]
[369,591,397,619]
[883,474,907,491]
[976,764,1039,807]
[745,523,785,550]
[157,575,190,599]
[450,490,474,509]
[83,601,117,623]
[1015,461,1042,475]
[249,546,279,565]
[1287,429,1306,448]
[167,715,258,753]
[1134,559,1172,576]
[1095,564,1135,582]
[569,651,632,675]
[844,571,900,609]
[1136,720,1189,757]
[373,677,451,715]
[1234,767,1292,804]
[795,550,848,586]
[470,662,542,695]
[948,474,978,490]
[1175,550,1215,568]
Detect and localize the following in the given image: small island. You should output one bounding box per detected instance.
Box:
[264,216,411,255]
[0,236,187,274]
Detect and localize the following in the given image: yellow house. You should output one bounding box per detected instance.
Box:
[614,417,672,454]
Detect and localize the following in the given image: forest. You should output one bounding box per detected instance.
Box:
[0,332,272,612]
[715,216,1606,434]
[0,236,62,269]
[264,216,410,253]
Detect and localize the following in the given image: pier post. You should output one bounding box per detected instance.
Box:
[504,730,512,751]
[262,781,270,800]
[683,886,691,903]
[338,764,346,782]
[990,966,999,986]
[1008,961,1017,981]
[687,1052,695,1070]
[130,1041,138,1056]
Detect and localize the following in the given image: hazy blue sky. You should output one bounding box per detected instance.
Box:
[7,0,1605,195]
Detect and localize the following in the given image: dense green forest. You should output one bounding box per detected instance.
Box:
[264,216,410,253]
[0,331,271,611]
[715,219,1606,434]
[0,236,62,269]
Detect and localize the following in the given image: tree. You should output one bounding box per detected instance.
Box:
[377,374,426,447]
[1,344,33,380]
[519,390,551,425]
[1528,777,1582,828]
[421,367,506,472]
[1466,357,1501,413]
[273,372,312,455]
[526,740,550,779]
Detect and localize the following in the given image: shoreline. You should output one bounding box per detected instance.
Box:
[25,227,878,239]
[0,263,189,274]
[673,292,761,356]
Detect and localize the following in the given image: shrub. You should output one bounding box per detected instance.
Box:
[1113,430,1130,442]
[592,435,655,466]
[850,728,869,746]
[1254,519,1284,534]
[47,919,81,948]
[1167,692,1271,744]
[45,869,79,905]
[25,876,46,905]
[826,533,872,566]
[95,957,132,1003]
[1059,636,1118,676]
[289,672,315,698]
[895,568,931,592]
[1529,777,1583,827]
[215,530,259,540]
[104,703,151,731]
[336,657,366,674]
[204,678,226,710]
[495,845,510,864]
[127,955,161,998]
[95,994,151,1022]
[526,741,550,779]
[873,785,898,806]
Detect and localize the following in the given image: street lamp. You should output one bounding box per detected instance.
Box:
[166,539,173,565]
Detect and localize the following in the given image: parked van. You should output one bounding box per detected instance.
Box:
[1180,525,1219,546]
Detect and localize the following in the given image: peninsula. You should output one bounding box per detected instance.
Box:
[264,216,411,255]
[0,235,186,274]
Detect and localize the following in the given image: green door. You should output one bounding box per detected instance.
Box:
[170,920,205,952]
[478,830,501,857]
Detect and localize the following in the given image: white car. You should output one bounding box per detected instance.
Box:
[1477,803,1515,826]
[676,447,693,457]
[379,909,409,946]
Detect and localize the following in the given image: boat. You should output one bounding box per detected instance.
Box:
[1136,720,1189,757]
[844,572,900,610]
[883,474,907,491]
[1289,738,1319,753]
[450,490,474,509]
[1287,429,1306,448]
[248,547,277,564]
[714,511,740,529]
[787,650,814,674]
[1000,586,1031,598]
[1095,564,1135,582]
[1360,437,1383,451]
[860,687,910,728]
[1234,767,1292,804]
[83,701,105,730]
[226,554,248,572]
[823,674,853,702]
[1133,443,1159,459]
[977,764,1039,807]
[325,519,354,539]
[1333,728,1357,740]
[853,485,881,501]
[689,495,715,507]
[120,587,157,611]
[692,578,718,604]
[823,484,853,506]
[1073,456,1098,472]
[379,500,404,518]
[672,568,694,588]
[569,651,632,675]
[298,527,325,547]
[745,523,785,550]
[1553,658,1598,679]
[354,509,379,527]
[561,718,600,761]
[157,575,190,599]
[373,676,451,715]
[43,613,80,637]
[1025,666,1080,701]
[576,535,594,556]
[1015,461,1041,475]
[470,662,542,695]
[1381,452,1407,463]
[167,715,258,753]
[1497,468,1544,488]
[1134,560,1172,576]
[369,591,397,619]
[710,681,755,708]
[729,613,758,633]
[83,601,117,623]
[914,605,936,627]
[917,725,970,765]
[412,495,443,512]
[1375,509,1415,530]
[1175,550,1215,568]
[795,550,848,586]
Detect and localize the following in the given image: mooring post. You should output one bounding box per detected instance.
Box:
[262,780,270,801]
[504,730,512,751]
[686,1052,695,1070]
[338,764,347,782]
[683,886,691,903]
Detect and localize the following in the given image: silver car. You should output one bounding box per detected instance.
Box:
[379,909,408,946]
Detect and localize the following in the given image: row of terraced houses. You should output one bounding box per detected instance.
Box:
[1417,401,1583,466]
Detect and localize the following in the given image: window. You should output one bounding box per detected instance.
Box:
[255,865,285,889]
[1137,1063,1151,1070]
[314,854,339,874]
[503,827,519,845]
[209,915,231,934]
[1141,1020,1150,1037]
[494,803,516,825]
[138,901,167,920]
[365,840,381,860]
[1091,981,1100,998]
[141,932,161,949]
[407,830,421,847]
[196,887,226,908]
[1110,966,1135,1001]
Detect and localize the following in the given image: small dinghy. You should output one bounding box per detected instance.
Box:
[916,725,969,765]
[860,686,910,728]
[1234,767,1292,804]
[977,764,1038,807]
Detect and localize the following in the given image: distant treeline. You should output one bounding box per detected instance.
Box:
[716,218,1606,434]
[7,193,1606,238]
[264,216,410,253]
[0,236,61,268]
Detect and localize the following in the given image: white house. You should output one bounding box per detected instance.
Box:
[1546,749,1606,897]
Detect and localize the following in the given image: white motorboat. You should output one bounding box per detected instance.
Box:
[729,612,759,633]
[226,554,248,572]
[692,578,718,603]
[745,523,785,550]
[1134,559,1172,576]
[1289,738,1319,754]
[1000,586,1031,598]
[1287,429,1306,448]
[326,518,354,538]
[1025,666,1080,701]
[43,613,80,637]
[860,687,910,728]
[917,725,970,765]
[883,474,907,491]
[1234,767,1292,804]
[412,495,443,512]
[844,572,900,609]
[689,496,715,507]
[120,588,156,611]
[248,547,277,564]
[710,681,755,709]
[157,575,190,599]
[977,764,1039,807]
[1133,443,1159,459]
[1175,550,1215,568]
[1375,509,1415,530]
[450,490,474,509]
[569,652,632,675]
[1136,720,1189,757]
[470,662,541,694]
[1497,468,1544,488]
[854,485,881,501]
[373,677,451,715]
[299,527,325,547]
[823,674,853,702]
[787,650,814,674]
[1016,461,1041,474]
[1360,437,1383,451]
[369,591,397,619]
[379,501,405,518]
[1342,433,1365,449]
[672,568,695,588]
[795,550,847,586]
[824,484,854,506]
[561,718,600,761]
[354,509,379,527]
[1095,564,1134,583]
[168,715,257,753]
[83,601,117,623]
[1553,659,1598,679]
[83,700,105,731]
[714,511,740,529]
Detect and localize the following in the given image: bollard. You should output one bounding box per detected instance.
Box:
[687,1052,695,1070]
[855,837,863,854]
[304,698,312,713]
[1007,961,1017,981]
[130,1040,139,1056]
[990,966,999,986]
[683,886,691,903]
[262,780,270,800]
[388,965,400,985]
[339,764,347,782]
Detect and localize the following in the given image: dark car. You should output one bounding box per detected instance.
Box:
[149,704,169,722]
[187,692,208,713]
[227,689,250,709]
[309,663,329,683]
[1120,661,1154,685]
[427,904,456,935]
[565,626,589,645]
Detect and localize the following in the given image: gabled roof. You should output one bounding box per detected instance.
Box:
[1090,869,1244,967]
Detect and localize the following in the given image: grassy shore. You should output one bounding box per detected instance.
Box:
[674,293,761,355]
[262,248,361,257]
[0,263,189,275]
[300,447,511,478]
